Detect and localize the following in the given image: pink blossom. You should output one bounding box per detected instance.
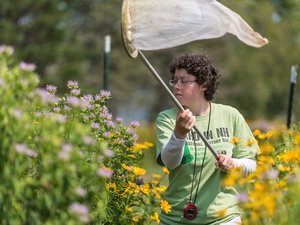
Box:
[20,61,36,71]
[97,168,112,178]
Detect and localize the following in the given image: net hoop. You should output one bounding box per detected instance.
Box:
[121,0,138,58]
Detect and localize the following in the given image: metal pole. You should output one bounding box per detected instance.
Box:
[103,35,111,90]
[138,50,219,160]
[287,65,298,129]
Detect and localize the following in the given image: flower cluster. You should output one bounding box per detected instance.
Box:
[223,124,300,225]
[0,45,170,224]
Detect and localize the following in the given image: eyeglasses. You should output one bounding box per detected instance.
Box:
[168,79,197,87]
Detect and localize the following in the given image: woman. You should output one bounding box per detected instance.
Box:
[156,52,259,225]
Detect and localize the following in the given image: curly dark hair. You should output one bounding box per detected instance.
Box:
[169,52,221,101]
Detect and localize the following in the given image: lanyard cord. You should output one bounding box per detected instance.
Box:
[188,103,212,204]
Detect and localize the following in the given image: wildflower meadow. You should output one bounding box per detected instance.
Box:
[1,44,300,224]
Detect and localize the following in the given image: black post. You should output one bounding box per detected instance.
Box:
[287,65,298,129]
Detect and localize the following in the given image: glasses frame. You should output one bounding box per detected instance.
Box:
[168,79,197,87]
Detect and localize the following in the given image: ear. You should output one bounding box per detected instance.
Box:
[200,83,207,91]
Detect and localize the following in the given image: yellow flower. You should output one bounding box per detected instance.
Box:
[155,185,167,193]
[150,212,160,223]
[105,182,117,192]
[229,136,240,145]
[294,134,300,145]
[122,163,134,171]
[259,143,274,154]
[139,183,150,195]
[278,164,291,172]
[133,166,146,176]
[253,129,261,137]
[152,180,159,185]
[125,206,132,212]
[152,174,161,179]
[152,189,161,199]
[132,216,142,222]
[258,131,273,140]
[128,181,139,193]
[257,155,274,165]
[163,167,170,174]
[222,167,242,186]
[144,141,154,147]
[160,200,172,213]
[132,142,154,152]
[275,180,287,189]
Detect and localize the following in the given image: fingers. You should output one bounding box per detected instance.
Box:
[179,109,195,129]
[174,109,195,139]
[215,154,234,172]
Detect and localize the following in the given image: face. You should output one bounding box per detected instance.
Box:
[172,68,206,107]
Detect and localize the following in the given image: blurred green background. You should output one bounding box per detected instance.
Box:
[1,0,299,142]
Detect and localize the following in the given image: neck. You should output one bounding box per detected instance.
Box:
[185,101,210,116]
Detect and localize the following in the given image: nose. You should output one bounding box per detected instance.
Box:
[173,81,181,88]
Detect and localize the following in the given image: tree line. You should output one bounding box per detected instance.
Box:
[1,0,299,124]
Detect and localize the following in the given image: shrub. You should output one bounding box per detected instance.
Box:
[0,45,168,224]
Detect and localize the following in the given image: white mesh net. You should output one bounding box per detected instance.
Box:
[122,0,268,58]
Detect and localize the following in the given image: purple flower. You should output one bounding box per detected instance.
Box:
[97,168,112,178]
[90,122,100,129]
[13,109,23,119]
[116,117,123,123]
[130,120,140,128]
[262,169,279,179]
[103,132,111,138]
[126,128,139,140]
[69,202,90,223]
[0,45,14,55]
[100,90,111,97]
[136,178,144,185]
[0,77,4,86]
[36,89,58,104]
[98,155,104,162]
[58,151,69,160]
[48,113,66,123]
[58,143,73,160]
[15,143,38,157]
[70,89,81,96]
[107,121,115,128]
[83,136,94,145]
[104,149,114,157]
[62,143,73,152]
[83,94,93,102]
[46,85,57,94]
[64,105,71,111]
[94,94,101,101]
[35,112,43,117]
[26,149,38,157]
[88,104,95,110]
[75,187,87,197]
[53,107,60,112]
[67,80,79,89]
[100,112,112,120]
[0,45,5,53]
[238,193,249,203]
[66,96,81,107]
[20,61,36,71]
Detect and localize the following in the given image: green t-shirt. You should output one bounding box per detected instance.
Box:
[156,103,259,225]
